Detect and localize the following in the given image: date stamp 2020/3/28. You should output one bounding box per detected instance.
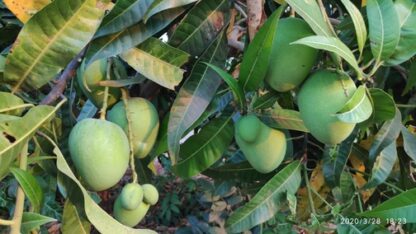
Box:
[340,217,407,225]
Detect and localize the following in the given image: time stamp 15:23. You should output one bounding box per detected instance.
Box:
[340,217,407,225]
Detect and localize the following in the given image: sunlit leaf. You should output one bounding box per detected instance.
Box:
[3,0,51,23]
[62,200,91,234]
[144,0,198,22]
[336,86,373,123]
[11,168,44,213]
[258,108,309,132]
[21,212,56,234]
[340,0,367,55]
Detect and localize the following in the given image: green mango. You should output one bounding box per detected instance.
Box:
[68,118,129,191]
[142,184,159,205]
[113,198,150,227]
[120,183,143,210]
[265,18,318,92]
[297,70,356,145]
[235,115,286,173]
[107,98,159,158]
[77,59,121,108]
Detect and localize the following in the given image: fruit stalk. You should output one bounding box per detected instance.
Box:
[99,59,112,120]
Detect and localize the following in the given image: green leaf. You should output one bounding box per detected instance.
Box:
[173,116,234,178]
[10,168,44,212]
[21,212,56,234]
[120,38,189,89]
[366,0,400,62]
[95,0,153,37]
[402,125,416,162]
[168,31,228,164]
[0,91,25,116]
[252,91,279,110]
[366,88,396,123]
[225,161,302,233]
[402,62,416,95]
[292,36,362,78]
[340,0,367,55]
[368,109,401,162]
[54,143,156,233]
[205,63,245,110]
[360,187,416,222]
[86,7,184,65]
[282,0,334,37]
[386,0,416,65]
[0,104,61,181]
[62,200,91,234]
[363,141,397,189]
[169,0,229,56]
[203,161,274,182]
[336,85,373,123]
[4,0,110,91]
[238,6,285,92]
[0,55,5,79]
[258,108,309,132]
[144,0,198,22]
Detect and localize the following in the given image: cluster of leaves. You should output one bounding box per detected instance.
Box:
[0,0,416,233]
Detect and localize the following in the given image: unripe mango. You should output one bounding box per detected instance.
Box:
[297,70,356,145]
[235,115,286,173]
[120,183,143,210]
[265,18,318,92]
[142,184,159,205]
[68,118,129,191]
[77,59,121,108]
[107,98,159,158]
[113,198,150,227]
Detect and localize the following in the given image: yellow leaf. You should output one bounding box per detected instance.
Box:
[362,0,367,7]
[349,153,375,203]
[4,0,51,23]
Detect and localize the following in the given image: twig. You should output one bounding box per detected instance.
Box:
[99,59,111,120]
[40,49,86,105]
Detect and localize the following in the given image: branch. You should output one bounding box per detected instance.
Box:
[40,49,86,105]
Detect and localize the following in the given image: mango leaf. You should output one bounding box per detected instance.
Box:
[363,141,397,189]
[323,128,358,187]
[53,144,156,233]
[168,31,228,164]
[86,7,185,65]
[386,0,416,65]
[340,0,367,55]
[173,116,234,178]
[282,0,334,37]
[368,109,401,162]
[258,108,309,132]
[225,161,302,233]
[252,91,279,110]
[95,0,153,38]
[403,62,416,95]
[239,6,284,92]
[366,0,400,62]
[10,168,44,212]
[4,0,110,92]
[120,37,189,90]
[205,63,245,110]
[3,0,51,23]
[62,200,91,234]
[144,0,198,22]
[0,55,5,79]
[292,36,362,78]
[203,161,274,182]
[0,103,62,181]
[0,91,25,115]
[402,125,416,162]
[336,85,373,123]
[169,0,229,56]
[337,223,388,234]
[21,212,56,234]
[366,88,396,123]
[360,187,416,222]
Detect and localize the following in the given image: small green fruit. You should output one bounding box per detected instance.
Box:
[265,18,318,92]
[77,59,121,108]
[120,183,143,210]
[68,118,129,191]
[297,70,356,145]
[107,98,159,158]
[114,198,150,227]
[235,115,286,173]
[142,184,159,205]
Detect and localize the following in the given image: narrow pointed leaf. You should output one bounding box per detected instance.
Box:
[239,6,284,92]
[225,161,302,233]
[3,0,51,23]
[144,0,198,22]
[62,200,91,234]
[336,85,373,123]
[366,0,400,62]
[292,36,362,78]
[4,0,111,91]
[340,0,367,55]
[10,168,44,212]
[402,125,416,162]
[21,212,56,234]
[173,116,234,178]
[120,37,190,89]
[252,91,279,110]
[169,0,230,56]
[258,108,309,132]
[86,8,184,65]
